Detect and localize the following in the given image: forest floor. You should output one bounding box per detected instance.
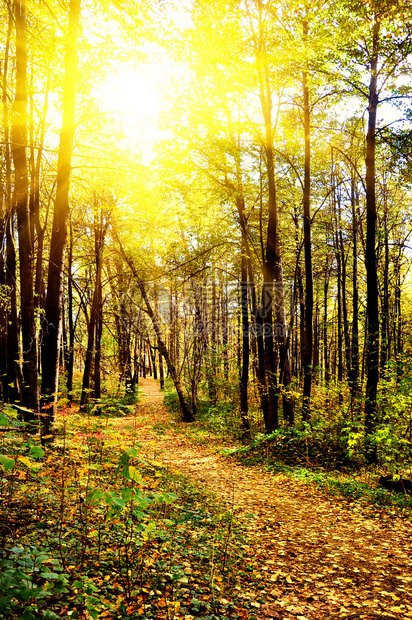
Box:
[114,378,412,620]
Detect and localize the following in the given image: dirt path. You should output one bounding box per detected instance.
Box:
[119,378,412,620]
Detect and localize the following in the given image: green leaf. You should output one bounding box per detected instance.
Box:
[42,610,61,619]
[29,445,45,459]
[17,612,37,620]
[0,454,15,471]
[104,491,125,508]
[86,490,104,503]
[40,572,60,580]
[0,414,11,427]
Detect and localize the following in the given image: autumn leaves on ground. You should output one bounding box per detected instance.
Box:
[118,379,412,620]
[1,380,411,620]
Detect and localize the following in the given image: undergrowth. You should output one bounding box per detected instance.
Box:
[0,403,251,620]
[163,379,412,513]
[224,431,412,513]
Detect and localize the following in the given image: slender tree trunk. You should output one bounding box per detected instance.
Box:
[302,20,313,421]
[335,232,343,403]
[41,0,81,437]
[154,292,164,389]
[66,220,75,400]
[80,307,96,408]
[256,26,291,431]
[380,194,389,373]
[208,270,217,404]
[1,9,20,403]
[364,17,380,459]
[222,283,229,382]
[350,175,359,405]
[323,265,330,385]
[12,0,38,413]
[132,333,139,387]
[240,226,251,438]
[340,226,351,375]
[81,211,106,407]
[313,302,319,380]
[93,268,103,401]
[158,346,164,389]
[32,87,49,320]
[148,337,157,379]
[394,258,402,383]
[6,218,21,403]
[298,266,305,380]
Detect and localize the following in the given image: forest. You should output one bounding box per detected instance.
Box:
[1,0,412,619]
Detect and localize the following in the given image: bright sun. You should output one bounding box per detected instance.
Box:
[93,63,164,151]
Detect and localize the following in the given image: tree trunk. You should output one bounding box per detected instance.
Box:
[240,226,251,438]
[340,226,351,376]
[298,266,305,381]
[350,174,359,405]
[41,0,81,438]
[148,337,157,379]
[323,267,330,385]
[1,8,20,403]
[393,257,402,383]
[208,270,217,404]
[6,218,22,404]
[81,210,106,407]
[313,302,319,381]
[222,283,229,382]
[93,270,103,401]
[380,193,389,373]
[66,219,75,401]
[256,28,291,432]
[364,17,380,460]
[301,20,313,422]
[158,346,164,389]
[12,0,38,414]
[336,230,343,403]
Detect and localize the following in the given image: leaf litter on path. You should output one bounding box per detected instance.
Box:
[115,378,412,620]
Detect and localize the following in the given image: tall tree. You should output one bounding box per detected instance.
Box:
[12,0,38,412]
[301,16,313,421]
[41,0,81,436]
[363,11,380,458]
[1,5,21,404]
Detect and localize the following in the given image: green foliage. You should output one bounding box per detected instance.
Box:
[88,388,140,418]
[0,454,15,471]
[230,423,360,470]
[162,386,180,416]
[0,546,68,619]
[0,393,248,619]
[163,376,246,440]
[268,464,412,512]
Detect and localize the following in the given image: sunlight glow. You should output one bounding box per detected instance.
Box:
[93,64,164,151]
